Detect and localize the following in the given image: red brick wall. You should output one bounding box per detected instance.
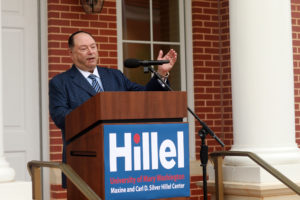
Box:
[291,0,300,147]
[192,0,231,161]
[218,0,233,151]
[191,1,231,198]
[190,176,211,200]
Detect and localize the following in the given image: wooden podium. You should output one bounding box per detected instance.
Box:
[65,91,188,200]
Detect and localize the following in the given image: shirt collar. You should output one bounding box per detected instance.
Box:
[76,66,100,79]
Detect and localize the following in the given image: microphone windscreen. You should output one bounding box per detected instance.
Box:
[124,58,140,68]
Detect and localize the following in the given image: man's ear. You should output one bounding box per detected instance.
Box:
[69,48,73,57]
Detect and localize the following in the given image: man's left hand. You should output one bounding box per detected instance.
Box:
[157,49,177,77]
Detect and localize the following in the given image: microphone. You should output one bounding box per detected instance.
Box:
[124,58,169,68]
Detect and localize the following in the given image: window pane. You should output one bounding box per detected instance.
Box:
[153,45,181,91]
[123,43,152,85]
[152,0,180,42]
[122,0,150,41]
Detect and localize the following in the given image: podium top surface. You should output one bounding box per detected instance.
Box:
[65,91,187,141]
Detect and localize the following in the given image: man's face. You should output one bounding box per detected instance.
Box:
[70,33,99,72]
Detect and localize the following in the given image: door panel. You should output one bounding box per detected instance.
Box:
[2,0,40,181]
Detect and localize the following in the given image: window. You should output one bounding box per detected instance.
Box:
[118,0,184,91]
[117,0,195,160]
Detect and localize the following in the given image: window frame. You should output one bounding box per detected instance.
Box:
[116,0,195,160]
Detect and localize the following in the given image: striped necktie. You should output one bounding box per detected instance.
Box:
[88,74,103,93]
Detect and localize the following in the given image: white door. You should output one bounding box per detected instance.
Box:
[1,0,40,181]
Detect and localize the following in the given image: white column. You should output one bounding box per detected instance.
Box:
[224,0,300,183]
[0,2,15,182]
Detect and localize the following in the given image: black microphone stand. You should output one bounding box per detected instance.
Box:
[147,66,225,200]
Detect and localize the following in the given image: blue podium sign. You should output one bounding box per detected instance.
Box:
[104,123,190,200]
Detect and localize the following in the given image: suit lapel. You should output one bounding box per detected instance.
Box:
[98,66,111,91]
[68,65,97,96]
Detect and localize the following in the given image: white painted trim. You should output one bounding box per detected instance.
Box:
[179,0,187,91]
[122,40,180,45]
[39,0,50,199]
[117,0,123,72]
[184,0,196,161]
[149,0,154,60]
[0,182,32,200]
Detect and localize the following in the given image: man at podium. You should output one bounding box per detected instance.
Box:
[49,31,178,187]
[49,31,177,132]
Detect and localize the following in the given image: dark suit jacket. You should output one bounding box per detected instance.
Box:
[49,65,167,133]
